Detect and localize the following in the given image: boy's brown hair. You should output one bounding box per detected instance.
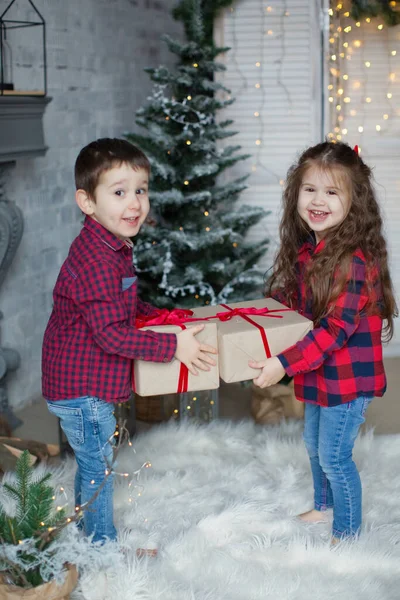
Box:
[74,138,151,200]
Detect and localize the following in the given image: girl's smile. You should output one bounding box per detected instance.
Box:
[297,166,350,242]
[308,209,331,223]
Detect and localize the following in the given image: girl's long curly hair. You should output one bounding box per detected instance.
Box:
[266,141,397,341]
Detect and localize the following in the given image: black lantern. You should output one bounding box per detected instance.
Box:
[0,0,46,96]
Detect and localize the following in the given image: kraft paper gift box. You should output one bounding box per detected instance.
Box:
[191,298,313,384]
[133,321,219,397]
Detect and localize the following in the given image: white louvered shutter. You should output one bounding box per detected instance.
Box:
[215,0,324,268]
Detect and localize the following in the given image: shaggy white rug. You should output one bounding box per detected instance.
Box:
[50,420,400,599]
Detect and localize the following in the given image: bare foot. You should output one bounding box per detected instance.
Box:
[330,536,340,546]
[136,548,158,558]
[297,508,331,523]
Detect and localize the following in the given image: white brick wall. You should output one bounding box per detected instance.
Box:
[0,0,182,411]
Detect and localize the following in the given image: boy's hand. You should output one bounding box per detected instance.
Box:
[248,356,286,388]
[175,324,217,375]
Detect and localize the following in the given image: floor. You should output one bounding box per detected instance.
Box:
[11,357,400,446]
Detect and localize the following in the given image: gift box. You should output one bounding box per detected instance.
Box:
[191,298,313,384]
[133,314,219,397]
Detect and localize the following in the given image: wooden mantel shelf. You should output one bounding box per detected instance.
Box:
[0,96,52,164]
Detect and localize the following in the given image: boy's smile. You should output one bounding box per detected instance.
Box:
[76,163,150,240]
[297,166,350,242]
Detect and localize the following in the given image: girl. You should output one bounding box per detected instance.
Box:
[249,141,397,543]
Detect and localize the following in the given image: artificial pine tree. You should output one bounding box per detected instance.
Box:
[126,0,269,309]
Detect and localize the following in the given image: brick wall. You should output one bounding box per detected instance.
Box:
[0,0,182,411]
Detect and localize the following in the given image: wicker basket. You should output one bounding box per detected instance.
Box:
[134,393,178,423]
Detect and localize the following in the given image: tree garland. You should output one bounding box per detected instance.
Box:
[349,0,400,26]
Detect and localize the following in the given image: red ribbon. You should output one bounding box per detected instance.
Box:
[134,309,193,394]
[135,308,194,329]
[214,306,287,322]
[217,303,292,359]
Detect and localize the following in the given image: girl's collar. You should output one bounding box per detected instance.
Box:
[301,232,325,254]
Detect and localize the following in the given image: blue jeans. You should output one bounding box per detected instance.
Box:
[47,396,117,543]
[303,396,372,539]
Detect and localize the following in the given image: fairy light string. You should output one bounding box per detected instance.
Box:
[34,419,153,541]
[328,0,399,143]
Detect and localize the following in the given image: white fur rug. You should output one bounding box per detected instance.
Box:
[50,420,400,599]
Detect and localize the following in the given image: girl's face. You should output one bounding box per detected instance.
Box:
[297,165,350,243]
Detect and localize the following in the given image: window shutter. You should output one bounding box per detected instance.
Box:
[215,0,324,269]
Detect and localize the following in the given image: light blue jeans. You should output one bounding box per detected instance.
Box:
[47,396,117,544]
[303,396,372,539]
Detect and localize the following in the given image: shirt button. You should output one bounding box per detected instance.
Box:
[138,356,144,360]
[163,357,169,363]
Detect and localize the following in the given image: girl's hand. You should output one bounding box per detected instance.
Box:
[248,356,286,388]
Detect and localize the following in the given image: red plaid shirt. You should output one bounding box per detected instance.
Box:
[42,216,177,403]
[276,239,386,407]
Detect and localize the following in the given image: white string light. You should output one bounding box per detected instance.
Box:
[328,2,399,142]
[227,1,292,183]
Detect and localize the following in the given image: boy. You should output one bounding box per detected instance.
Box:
[42,138,217,546]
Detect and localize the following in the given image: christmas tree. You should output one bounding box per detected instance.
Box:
[125,0,269,309]
[349,0,400,26]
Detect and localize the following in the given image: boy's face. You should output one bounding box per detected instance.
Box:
[76,163,150,240]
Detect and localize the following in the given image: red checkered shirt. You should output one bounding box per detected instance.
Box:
[42,216,177,403]
[275,239,386,407]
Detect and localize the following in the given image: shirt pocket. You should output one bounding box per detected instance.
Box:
[121,276,137,291]
[122,276,138,323]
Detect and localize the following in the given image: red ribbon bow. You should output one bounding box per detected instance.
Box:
[134,308,195,395]
[135,308,194,329]
[214,306,286,322]
[215,303,293,359]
